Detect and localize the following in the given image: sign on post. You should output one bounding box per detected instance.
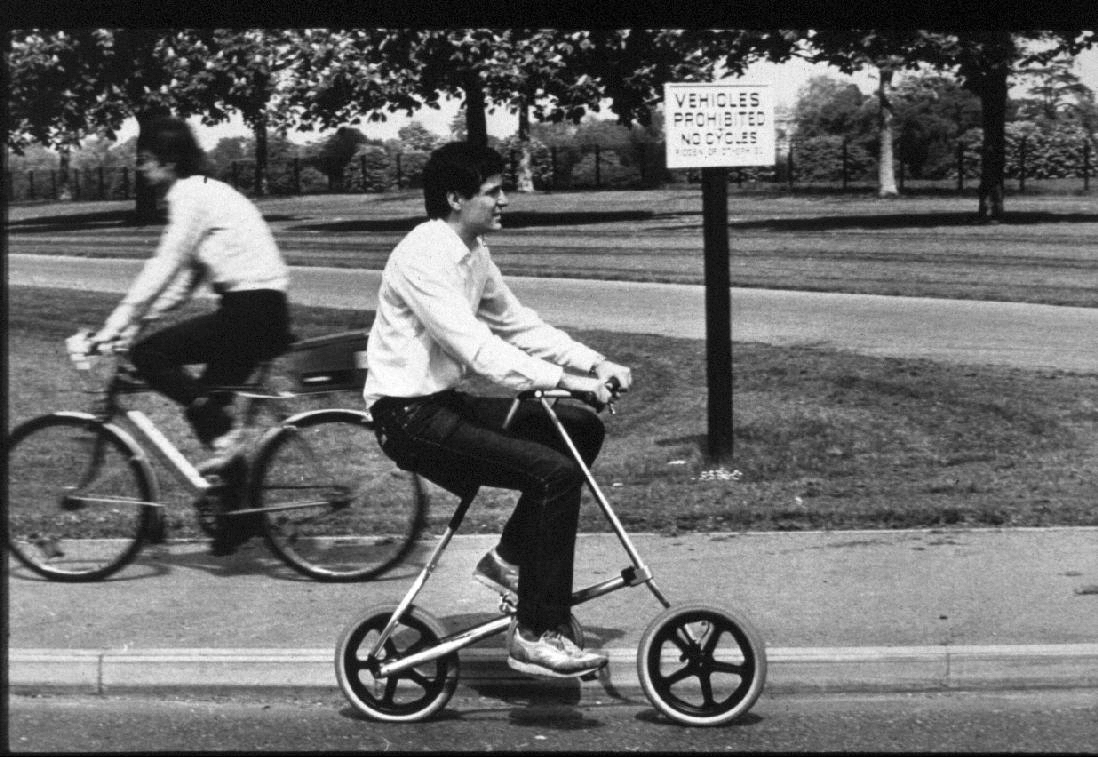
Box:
[664,82,775,169]
[663,82,774,462]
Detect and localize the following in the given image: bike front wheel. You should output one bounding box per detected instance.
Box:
[250,409,428,582]
[637,602,767,726]
[6,413,157,581]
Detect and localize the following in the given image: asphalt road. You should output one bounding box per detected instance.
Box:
[9,253,1098,372]
[9,689,1098,752]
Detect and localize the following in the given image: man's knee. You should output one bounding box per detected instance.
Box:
[562,408,605,461]
[542,456,586,501]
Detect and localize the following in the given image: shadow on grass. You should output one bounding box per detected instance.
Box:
[8,209,300,233]
[655,433,708,452]
[728,211,1098,232]
[289,209,655,233]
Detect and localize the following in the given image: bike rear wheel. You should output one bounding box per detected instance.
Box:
[336,604,458,722]
[250,409,428,582]
[6,414,156,581]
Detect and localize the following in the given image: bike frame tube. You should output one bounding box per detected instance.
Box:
[378,615,511,677]
[378,571,651,676]
[124,410,210,494]
[368,489,479,659]
[537,393,671,609]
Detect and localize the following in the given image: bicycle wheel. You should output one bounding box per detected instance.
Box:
[637,602,767,727]
[336,603,459,723]
[6,413,156,581]
[250,409,428,582]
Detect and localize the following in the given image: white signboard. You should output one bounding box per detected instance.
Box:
[664,82,775,168]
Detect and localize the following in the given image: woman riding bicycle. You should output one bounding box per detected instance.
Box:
[90,117,292,456]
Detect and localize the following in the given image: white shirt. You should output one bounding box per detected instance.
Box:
[363,219,604,408]
[100,175,289,338]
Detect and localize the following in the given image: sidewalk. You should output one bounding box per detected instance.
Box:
[8,528,1098,698]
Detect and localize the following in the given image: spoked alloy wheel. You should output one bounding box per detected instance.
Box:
[251,410,428,582]
[5,414,156,581]
[637,602,767,726]
[336,604,458,722]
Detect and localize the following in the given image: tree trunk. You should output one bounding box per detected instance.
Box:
[516,93,534,192]
[57,146,73,200]
[253,117,268,197]
[877,64,899,198]
[975,34,1012,221]
[464,71,487,148]
[977,71,1008,220]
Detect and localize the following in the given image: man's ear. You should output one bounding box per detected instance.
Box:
[445,190,464,212]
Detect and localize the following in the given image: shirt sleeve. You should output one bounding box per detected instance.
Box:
[478,258,605,374]
[99,186,207,338]
[388,248,565,391]
[145,262,205,320]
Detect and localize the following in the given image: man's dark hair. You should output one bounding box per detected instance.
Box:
[422,142,505,219]
[137,116,205,177]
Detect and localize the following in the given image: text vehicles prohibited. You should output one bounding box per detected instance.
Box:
[664,82,775,169]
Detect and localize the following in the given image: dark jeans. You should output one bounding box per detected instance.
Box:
[130,289,291,409]
[371,390,605,634]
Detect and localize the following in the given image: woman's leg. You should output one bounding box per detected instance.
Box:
[129,312,223,407]
[200,290,291,395]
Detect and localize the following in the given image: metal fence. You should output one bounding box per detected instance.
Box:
[6,137,1095,202]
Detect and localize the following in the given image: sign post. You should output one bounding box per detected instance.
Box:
[664,82,774,461]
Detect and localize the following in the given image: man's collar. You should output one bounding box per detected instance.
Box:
[433,219,480,263]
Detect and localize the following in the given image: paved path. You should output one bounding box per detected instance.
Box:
[9,254,1098,371]
[7,254,709,340]
[9,528,1098,695]
[732,287,1098,374]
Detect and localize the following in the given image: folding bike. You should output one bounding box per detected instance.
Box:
[335,386,766,726]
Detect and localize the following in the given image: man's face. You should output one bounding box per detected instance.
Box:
[454,174,507,237]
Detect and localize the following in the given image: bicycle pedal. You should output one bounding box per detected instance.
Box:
[498,596,518,614]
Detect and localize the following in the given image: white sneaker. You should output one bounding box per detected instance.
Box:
[473,548,519,601]
[507,621,607,678]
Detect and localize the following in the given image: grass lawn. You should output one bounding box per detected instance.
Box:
[8,190,1098,304]
[7,286,1098,536]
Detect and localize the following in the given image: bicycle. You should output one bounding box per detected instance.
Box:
[334,384,767,726]
[5,329,428,583]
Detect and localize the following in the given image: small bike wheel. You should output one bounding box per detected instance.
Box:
[250,410,428,582]
[336,603,458,723]
[6,414,156,582]
[637,602,767,727]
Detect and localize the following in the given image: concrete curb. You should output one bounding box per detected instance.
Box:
[11,644,1098,697]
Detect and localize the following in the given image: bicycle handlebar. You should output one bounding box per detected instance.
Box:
[66,326,143,368]
[502,377,625,431]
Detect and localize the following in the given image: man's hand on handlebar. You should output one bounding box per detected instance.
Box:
[557,372,624,412]
[591,359,632,393]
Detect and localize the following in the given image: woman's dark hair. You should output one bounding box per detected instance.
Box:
[137,116,205,177]
[422,142,505,219]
